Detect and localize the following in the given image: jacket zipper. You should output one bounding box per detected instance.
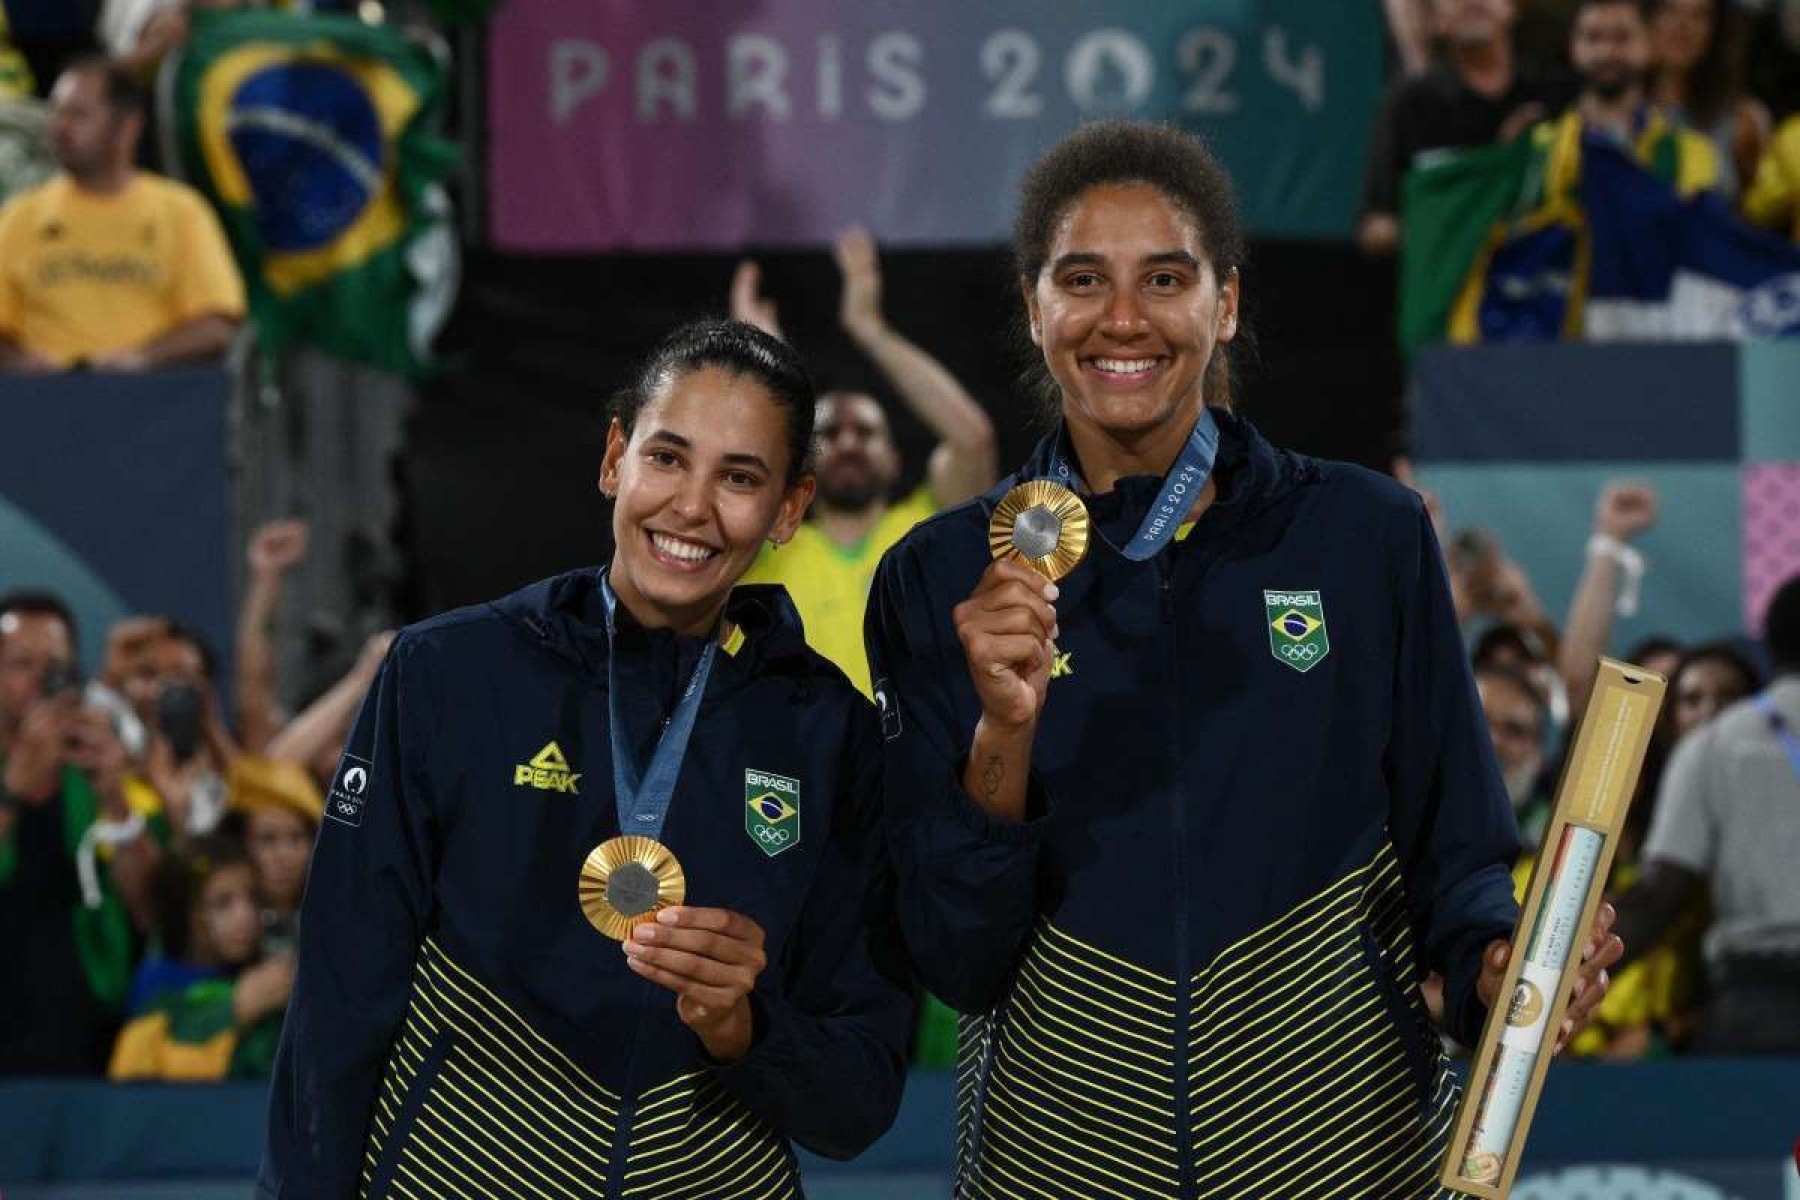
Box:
[1162,551,1195,1200]
[604,994,654,1195]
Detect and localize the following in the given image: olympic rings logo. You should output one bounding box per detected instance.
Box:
[1280,643,1322,662]
[755,826,793,846]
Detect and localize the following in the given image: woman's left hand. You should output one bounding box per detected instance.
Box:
[624,907,769,1062]
[1475,902,1624,1054]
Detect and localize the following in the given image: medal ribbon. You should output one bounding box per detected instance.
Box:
[597,570,717,843]
[1048,405,1220,561]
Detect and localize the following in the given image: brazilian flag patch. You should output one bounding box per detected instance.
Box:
[744,769,801,858]
[1265,589,1330,674]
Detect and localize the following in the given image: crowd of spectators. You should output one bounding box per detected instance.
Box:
[0,521,389,1080]
[1444,475,1800,1056]
[1,0,1797,1097]
[1367,0,1800,255]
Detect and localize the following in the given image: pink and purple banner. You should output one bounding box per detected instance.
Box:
[486,1,1382,251]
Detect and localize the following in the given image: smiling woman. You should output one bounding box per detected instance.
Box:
[261,318,912,1200]
[867,120,1624,1200]
[600,321,818,638]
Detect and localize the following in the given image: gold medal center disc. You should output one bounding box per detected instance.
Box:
[578,835,687,940]
[988,480,1090,582]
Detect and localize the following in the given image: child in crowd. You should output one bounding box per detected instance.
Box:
[108,830,293,1081]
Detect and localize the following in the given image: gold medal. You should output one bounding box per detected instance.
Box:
[578,835,687,940]
[988,480,1090,582]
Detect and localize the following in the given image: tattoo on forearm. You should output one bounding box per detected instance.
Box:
[981,754,1004,802]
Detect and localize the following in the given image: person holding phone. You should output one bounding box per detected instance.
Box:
[0,589,154,1073]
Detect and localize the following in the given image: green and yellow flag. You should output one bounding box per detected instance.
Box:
[170,10,458,377]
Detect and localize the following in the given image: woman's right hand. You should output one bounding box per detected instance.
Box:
[954,560,1060,732]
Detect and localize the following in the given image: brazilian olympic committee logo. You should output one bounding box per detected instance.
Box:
[1265,589,1330,674]
[744,769,801,858]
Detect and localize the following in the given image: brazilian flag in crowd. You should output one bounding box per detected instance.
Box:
[170,9,459,378]
[1399,117,1800,360]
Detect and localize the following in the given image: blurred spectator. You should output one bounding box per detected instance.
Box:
[1744,112,1800,238]
[1477,662,1553,842]
[235,519,308,755]
[1744,0,1800,121]
[1646,0,1772,197]
[1532,0,1723,195]
[226,754,319,941]
[1567,640,1757,1058]
[108,832,289,1080]
[1613,572,1800,1052]
[735,227,997,698]
[128,620,238,841]
[1361,0,1563,255]
[0,588,156,1074]
[0,54,243,371]
[1626,633,1685,679]
[1668,639,1762,734]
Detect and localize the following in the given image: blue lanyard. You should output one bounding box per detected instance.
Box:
[597,570,717,842]
[1755,693,1800,782]
[1048,405,1220,561]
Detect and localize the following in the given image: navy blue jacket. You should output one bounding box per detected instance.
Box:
[260,571,911,1200]
[867,412,1521,1199]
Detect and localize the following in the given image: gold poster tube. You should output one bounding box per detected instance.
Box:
[1441,658,1665,1198]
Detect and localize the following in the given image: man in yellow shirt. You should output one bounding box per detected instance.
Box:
[735,228,996,697]
[0,55,244,371]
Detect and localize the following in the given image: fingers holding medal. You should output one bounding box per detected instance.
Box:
[623,906,769,1062]
[957,481,1088,729]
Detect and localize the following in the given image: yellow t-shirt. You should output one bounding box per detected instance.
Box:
[1744,115,1800,243]
[0,172,246,366]
[743,486,937,697]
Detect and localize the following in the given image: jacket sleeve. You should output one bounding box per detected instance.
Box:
[863,541,1048,1016]
[1384,501,1521,1048]
[259,634,440,1198]
[711,702,914,1160]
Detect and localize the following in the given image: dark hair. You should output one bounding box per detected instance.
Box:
[1573,0,1651,21]
[1474,662,1550,730]
[1672,639,1763,697]
[0,589,78,653]
[1472,622,1548,670]
[1647,0,1747,127]
[61,54,148,119]
[163,619,219,682]
[150,832,252,962]
[1011,120,1250,418]
[611,318,816,484]
[1625,634,1682,667]
[1767,576,1800,673]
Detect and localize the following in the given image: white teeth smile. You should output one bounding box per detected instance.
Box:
[1093,358,1158,375]
[650,532,717,563]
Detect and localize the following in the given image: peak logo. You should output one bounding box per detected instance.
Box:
[515,741,581,794]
